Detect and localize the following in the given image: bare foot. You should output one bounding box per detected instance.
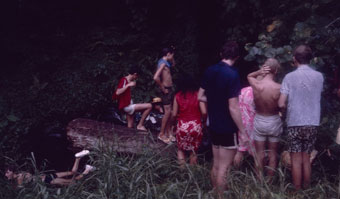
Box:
[137,126,148,131]
[158,134,170,144]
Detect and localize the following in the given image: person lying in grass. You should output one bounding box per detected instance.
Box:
[4,150,95,186]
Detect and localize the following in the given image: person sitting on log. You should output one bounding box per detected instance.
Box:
[113,66,152,131]
[5,150,95,186]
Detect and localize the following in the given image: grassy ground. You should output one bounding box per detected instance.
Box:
[1,143,340,199]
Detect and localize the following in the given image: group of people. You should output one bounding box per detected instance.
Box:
[113,42,323,195]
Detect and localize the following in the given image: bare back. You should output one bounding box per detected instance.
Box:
[253,79,281,116]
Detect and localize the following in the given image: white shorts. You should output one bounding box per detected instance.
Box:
[123,104,136,115]
[253,114,283,142]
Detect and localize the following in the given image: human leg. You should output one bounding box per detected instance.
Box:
[267,141,279,179]
[159,104,171,140]
[291,152,303,190]
[55,157,81,178]
[214,147,237,195]
[50,177,74,186]
[126,114,134,128]
[302,152,311,189]
[233,151,244,168]
[211,145,219,189]
[189,151,197,165]
[134,103,152,130]
[177,149,186,168]
[254,140,266,180]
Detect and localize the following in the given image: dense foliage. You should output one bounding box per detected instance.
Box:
[1,0,340,197]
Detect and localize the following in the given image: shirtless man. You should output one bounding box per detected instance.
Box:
[247,58,282,180]
[153,47,175,143]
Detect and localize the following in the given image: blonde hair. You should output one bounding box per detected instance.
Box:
[264,58,280,74]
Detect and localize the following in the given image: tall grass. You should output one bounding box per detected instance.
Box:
[2,144,340,199]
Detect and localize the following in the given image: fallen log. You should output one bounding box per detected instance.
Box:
[66,118,175,155]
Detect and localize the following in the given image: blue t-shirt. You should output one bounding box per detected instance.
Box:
[157,58,171,69]
[201,61,241,134]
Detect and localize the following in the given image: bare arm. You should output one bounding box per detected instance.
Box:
[228,97,245,133]
[198,87,207,102]
[199,101,207,124]
[172,97,178,119]
[247,66,270,89]
[153,64,166,90]
[278,93,288,109]
[116,81,135,96]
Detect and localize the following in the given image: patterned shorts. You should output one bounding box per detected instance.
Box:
[176,120,203,151]
[287,126,317,153]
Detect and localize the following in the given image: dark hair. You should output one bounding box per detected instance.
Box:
[5,165,17,173]
[160,46,175,57]
[293,45,313,64]
[128,66,141,75]
[220,41,239,60]
[176,73,199,96]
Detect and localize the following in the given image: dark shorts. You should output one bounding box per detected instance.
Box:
[44,172,58,184]
[160,86,174,105]
[210,130,238,148]
[287,126,317,153]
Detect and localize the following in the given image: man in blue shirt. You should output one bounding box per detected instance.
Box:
[198,41,244,195]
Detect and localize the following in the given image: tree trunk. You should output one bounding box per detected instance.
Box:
[66,118,175,155]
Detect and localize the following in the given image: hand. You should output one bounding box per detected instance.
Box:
[161,86,169,94]
[128,81,136,87]
[260,66,271,76]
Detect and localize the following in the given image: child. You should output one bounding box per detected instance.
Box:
[113,66,152,131]
[5,150,94,186]
[172,75,207,165]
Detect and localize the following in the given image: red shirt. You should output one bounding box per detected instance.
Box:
[175,91,201,122]
[112,77,131,110]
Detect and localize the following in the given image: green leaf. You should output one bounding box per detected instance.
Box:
[7,114,19,122]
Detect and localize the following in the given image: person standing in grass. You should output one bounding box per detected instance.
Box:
[113,66,152,131]
[247,58,282,181]
[279,45,323,190]
[153,47,176,143]
[198,41,244,196]
[172,74,207,166]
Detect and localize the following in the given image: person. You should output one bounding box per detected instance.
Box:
[247,58,282,181]
[278,45,323,190]
[113,66,152,131]
[172,74,207,166]
[233,86,256,167]
[5,150,95,186]
[198,41,244,196]
[153,47,176,143]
